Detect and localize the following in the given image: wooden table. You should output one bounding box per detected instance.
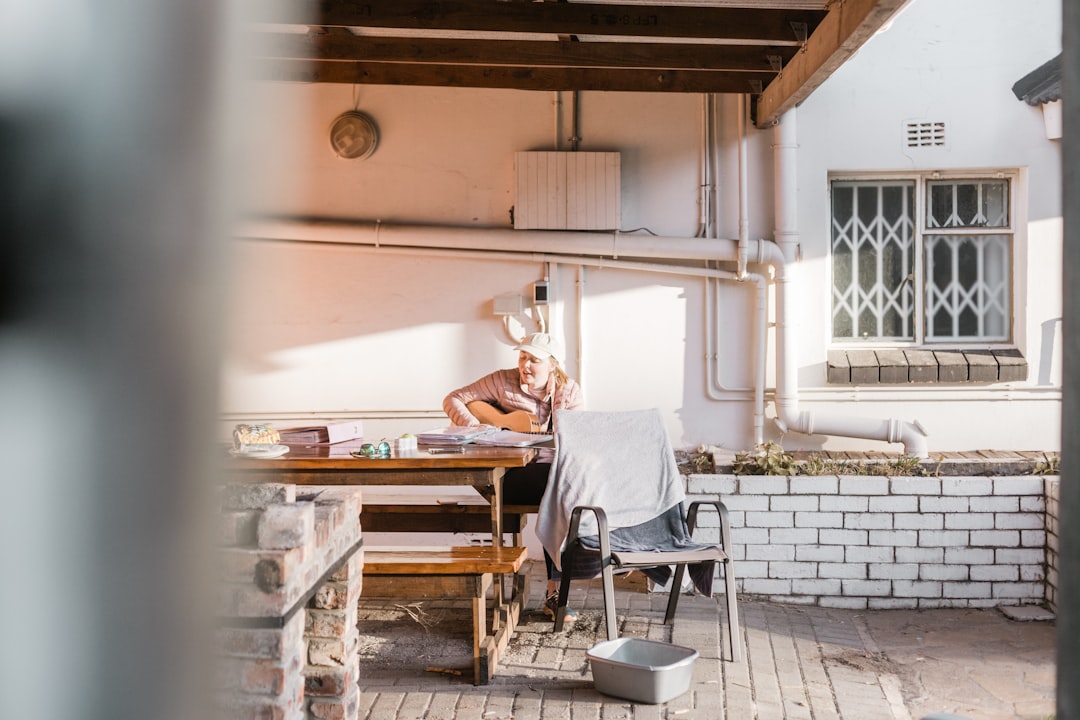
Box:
[224,440,538,548]
[225,440,538,682]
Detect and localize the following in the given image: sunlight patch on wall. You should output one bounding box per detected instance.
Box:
[221,323,464,414]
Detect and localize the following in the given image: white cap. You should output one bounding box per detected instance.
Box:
[514,333,564,364]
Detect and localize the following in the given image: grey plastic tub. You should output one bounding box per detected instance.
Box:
[586,637,699,704]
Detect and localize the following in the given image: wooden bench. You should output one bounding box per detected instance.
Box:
[359,492,537,545]
[361,545,529,685]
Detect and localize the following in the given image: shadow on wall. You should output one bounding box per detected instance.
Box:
[1039,316,1062,385]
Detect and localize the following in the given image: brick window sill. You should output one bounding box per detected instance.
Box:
[827,348,1027,385]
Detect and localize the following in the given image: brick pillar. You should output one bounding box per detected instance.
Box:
[304,551,363,720]
[215,483,363,720]
[215,614,306,719]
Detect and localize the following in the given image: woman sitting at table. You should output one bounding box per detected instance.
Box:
[443,332,584,621]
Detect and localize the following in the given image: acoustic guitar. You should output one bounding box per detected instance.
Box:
[466,401,546,433]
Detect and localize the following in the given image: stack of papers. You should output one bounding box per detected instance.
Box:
[472,430,553,447]
[416,425,497,445]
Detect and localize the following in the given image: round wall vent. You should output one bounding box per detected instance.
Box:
[329,111,379,160]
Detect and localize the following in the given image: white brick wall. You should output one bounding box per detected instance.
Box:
[1046,477,1060,612]
[690,473,1055,609]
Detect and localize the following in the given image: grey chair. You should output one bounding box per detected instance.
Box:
[538,408,741,661]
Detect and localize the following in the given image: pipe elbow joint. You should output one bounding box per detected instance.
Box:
[900,419,930,459]
[755,238,786,268]
[773,407,811,437]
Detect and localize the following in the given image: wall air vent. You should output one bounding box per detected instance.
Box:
[514,151,620,230]
[904,120,947,148]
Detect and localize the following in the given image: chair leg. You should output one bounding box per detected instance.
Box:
[663,563,687,624]
[600,563,618,641]
[722,558,742,661]
[713,498,742,662]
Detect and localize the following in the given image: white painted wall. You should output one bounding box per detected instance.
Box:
[791,0,1063,451]
[223,0,1063,454]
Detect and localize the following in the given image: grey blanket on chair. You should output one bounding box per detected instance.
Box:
[535,408,716,595]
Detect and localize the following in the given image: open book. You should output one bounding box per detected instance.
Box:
[471,429,553,447]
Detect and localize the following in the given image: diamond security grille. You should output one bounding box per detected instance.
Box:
[831,182,916,340]
[924,234,1010,340]
[927,180,1008,229]
[924,180,1010,340]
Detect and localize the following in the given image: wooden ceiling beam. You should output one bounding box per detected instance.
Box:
[253,0,825,43]
[754,0,909,127]
[247,1,901,103]
[255,58,772,94]
[250,33,796,73]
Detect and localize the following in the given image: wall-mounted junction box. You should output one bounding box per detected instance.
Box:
[493,293,525,316]
[533,281,548,305]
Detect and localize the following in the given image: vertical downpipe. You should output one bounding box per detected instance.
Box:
[773,111,801,263]
[737,94,750,278]
[738,93,764,442]
[576,265,585,389]
[553,91,562,148]
[773,110,802,431]
[698,95,710,237]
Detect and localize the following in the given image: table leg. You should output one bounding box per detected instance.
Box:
[490,468,505,549]
[490,468,506,621]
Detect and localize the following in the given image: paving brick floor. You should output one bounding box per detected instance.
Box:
[354,560,1056,720]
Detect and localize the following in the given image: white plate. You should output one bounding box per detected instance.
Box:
[229,444,290,459]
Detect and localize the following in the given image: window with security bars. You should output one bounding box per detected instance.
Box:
[831,176,1012,343]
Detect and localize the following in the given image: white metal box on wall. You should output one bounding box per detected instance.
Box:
[514,151,621,230]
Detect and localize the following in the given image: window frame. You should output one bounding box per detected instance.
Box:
[828,170,1019,348]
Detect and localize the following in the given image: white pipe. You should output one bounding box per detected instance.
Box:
[703,273,768,445]
[501,314,524,345]
[576,265,585,389]
[553,92,561,148]
[701,93,751,399]
[699,276,760,399]
[697,95,710,237]
[770,110,929,457]
[570,91,580,151]
[242,218,743,263]
[737,93,750,278]
[245,232,749,284]
[711,94,722,242]
[737,93,764,438]
[750,272,767,445]
[773,107,800,262]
